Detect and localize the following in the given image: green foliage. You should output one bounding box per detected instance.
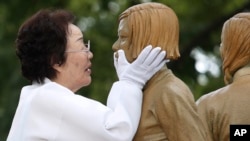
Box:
[1,0,250,140]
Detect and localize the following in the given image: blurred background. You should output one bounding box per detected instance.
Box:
[0,0,249,140]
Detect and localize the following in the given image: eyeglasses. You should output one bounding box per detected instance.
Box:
[65,40,90,53]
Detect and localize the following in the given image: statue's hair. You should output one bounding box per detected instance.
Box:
[119,2,180,60]
[221,12,250,84]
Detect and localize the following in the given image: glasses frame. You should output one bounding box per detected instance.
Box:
[65,40,90,53]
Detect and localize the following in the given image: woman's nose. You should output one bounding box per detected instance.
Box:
[88,51,93,59]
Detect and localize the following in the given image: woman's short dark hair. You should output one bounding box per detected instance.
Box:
[16,9,75,83]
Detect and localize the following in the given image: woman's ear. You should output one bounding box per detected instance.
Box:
[53,63,63,72]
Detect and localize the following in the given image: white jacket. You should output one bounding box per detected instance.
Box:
[7,78,142,141]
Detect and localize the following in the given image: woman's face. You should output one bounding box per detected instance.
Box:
[53,24,93,92]
[112,17,134,63]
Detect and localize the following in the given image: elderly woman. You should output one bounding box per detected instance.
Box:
[113,2,207,141]
[196,12,250,141]
[7,9,167,141]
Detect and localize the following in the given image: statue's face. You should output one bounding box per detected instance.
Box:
[112,17,134,63]
[220,27,225,60]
